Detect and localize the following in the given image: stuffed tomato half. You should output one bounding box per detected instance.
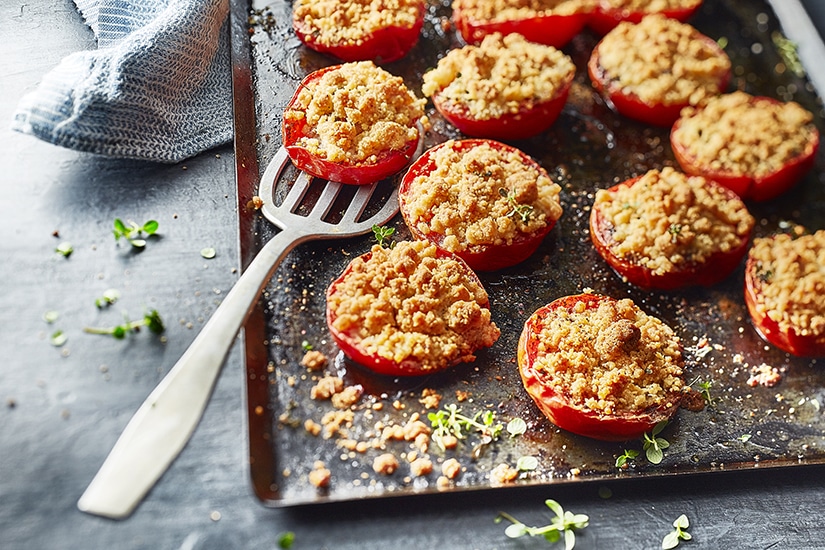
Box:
[518,293,685,441]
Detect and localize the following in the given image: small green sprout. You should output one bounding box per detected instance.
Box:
[497,499,589,549]
[50,330,68,347]
[507,417,527,438]
[428,403,503,452]
[43,311,60,324]
[113,218,159,248]
[695,379,715,408]
[772,31,805,77]
[499,188,534,223]
[200,247,216,259]
[516,455,539,472]
[301,340,313,352]
[615,448,640,469]
[667,223,682,243]
[83,309,165,339]
[662,514,692,549]
[55,242,74,257]
[643,421,670,465]
[738,433,752,443]
[95,289,121,309]
[277,531,296,549]
[371,224,396,248]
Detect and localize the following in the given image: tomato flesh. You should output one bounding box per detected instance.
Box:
[399,139,558,271]
[453,10,588,49]
[671,97,820,201]
[293,3,425,64]
[326,247,494,377]
[588,2,703,35]
[744,252,825,357]
[587,34,730,127]
[589,175,751,290]
[282,65,422,185]
[518,294,682,441]
[431,73,572,140]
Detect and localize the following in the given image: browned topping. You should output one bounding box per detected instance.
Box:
[453,0,594,21]
[373,453,400,474]
[531,295,684,414]
[596,15,730,105]
[321,410,354,439]
[293,0,422,47]
[301,349,328,371]
[310,375,343,400]
[747,364,782,388]
[673,91,817,178]
[748,229,825,340]
[328,241,500,372]
[599,0,700,11]
[402,141,562,254]
[593,167,754,275]
[331,385,363,409]
[283,61,425,164]
[422,33,575,120]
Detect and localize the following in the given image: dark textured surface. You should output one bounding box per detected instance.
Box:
[3,1,825,549]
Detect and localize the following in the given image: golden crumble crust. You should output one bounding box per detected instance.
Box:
[293,0,422,46]
[452,0,594,22]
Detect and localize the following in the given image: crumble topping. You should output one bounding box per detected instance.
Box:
[283,61,425,164]
[599,0,700,11]
[593,167,754,275]
[672,91,817,178]
[401,140,563,254]
[422,33,575,120]
[748,229,825,340]
[595,14,730,105]
[452,0,594,21]
[327,240,500,371]
[293,0,422,46]
[530,295,684,414]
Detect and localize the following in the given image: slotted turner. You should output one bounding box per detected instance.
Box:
[77,145,406,519]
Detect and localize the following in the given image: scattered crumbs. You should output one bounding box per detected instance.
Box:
[489,463,519,486]
[419,388,442,409]
[393,399,405,410]
[255,405,264,416]
[6,397,16,409]
[301,350,328,371]
[210,510,221,522]
[570,467,581,476]
[747,363,782,388]
[410,457,433,477]
[304,419,322,436]
[455,390,469,402]
[372,453,399,475]
[441,458,462,479]
[310,375,343,400]
[309,461,331,488]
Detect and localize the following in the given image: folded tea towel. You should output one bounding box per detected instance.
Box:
[11,0,232,164]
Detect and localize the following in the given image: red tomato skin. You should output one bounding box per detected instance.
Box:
[744,254,825,357]
[326,248,493,377]
[293,2,425,64]
[671,99,820,201]
[589,175,751,291]
[431,72,573,140]
[282,66,421,185]
[587,2,702,35]
[453,10,588,49]
[587,36,730,127]
[399,139,557,271]
[518,295,681,441]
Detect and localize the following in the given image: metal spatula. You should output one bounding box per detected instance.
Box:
[77,145,406,519]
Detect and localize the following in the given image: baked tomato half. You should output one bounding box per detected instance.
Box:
[399,139,563,271]
[588,0,703,35]
[423,33,575,140]
[744,229,825,357]
[292,0,425,64]
[671,93,820,202]
[587,16,730,127]
[326,241,501,377]
[282,62,425,185]
[518,294,684,441]
[589,168,754,290]
[452,0,589,49]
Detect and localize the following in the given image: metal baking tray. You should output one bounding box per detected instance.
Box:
[230,0,825,507]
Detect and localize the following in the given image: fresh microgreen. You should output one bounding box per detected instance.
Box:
[643,421,670,465]
[55,242,74,257]
[507,417,527,438]
[428,403,503,452]
[738,433,752,443]
[772,31,805,77]
[50,330,68,347]
[371,224,396,248]
[277,531,295,549]
[301,340,313,352]
[667,223,682,243]
[499,188,534,223]
[95,289,121,309]
[695,379,715,408]
[497,499,589,550]
[615,448,640,469]
[516,455,539,472]
[662,514,692,549]
[113,218,159,248]
[200,247,216,259]
[717,36,729,49]
[83,309,165,339]
[43,310,60,324]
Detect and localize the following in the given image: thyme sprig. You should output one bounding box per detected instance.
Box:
[427,403,503,452]
[113,218,159,249]
[83,309,165,339]
[497,499,589,549]
[643,421,670,464]
[499,188,534,223]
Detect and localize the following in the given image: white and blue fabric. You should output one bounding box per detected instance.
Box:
[11,0,232,164]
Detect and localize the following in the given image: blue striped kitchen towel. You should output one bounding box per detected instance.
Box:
[11,0,232,164]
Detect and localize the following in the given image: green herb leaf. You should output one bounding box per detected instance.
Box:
[95,289,121,309]
[371,225,396,248]
[83,309,165,339]
[43,310,60,324]
[113,218,159,248]
[516,455,538,472]
[200,247,216,259]
[498,500,589,548]
[507,417,527,438]
[55,242,74,257]
[50,330,68,347]
[662,514,691,548]
[277,531,296,549]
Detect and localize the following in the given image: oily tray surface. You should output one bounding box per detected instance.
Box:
[232,0,825,506]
